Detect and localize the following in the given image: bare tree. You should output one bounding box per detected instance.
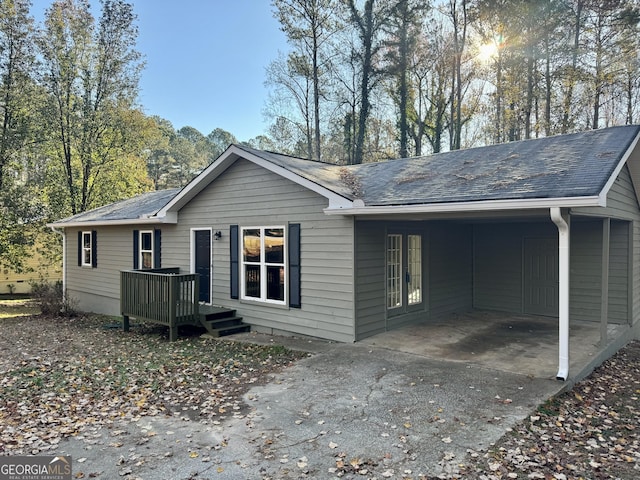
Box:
[273,0,339,160]
[344,0,392,164]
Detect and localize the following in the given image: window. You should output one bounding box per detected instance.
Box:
[81,231,93,267]
[139,231,154,269]
[387,233,422,310]
[408,234,422,305]
[241,227,286,303]
[133,229,161,270]
[77,230,97,267]
[387,234,402,308]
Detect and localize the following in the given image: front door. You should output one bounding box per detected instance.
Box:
[523,237,558,316]
[194,229,211,303]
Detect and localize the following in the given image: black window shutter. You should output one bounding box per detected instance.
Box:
[153,229,162,268]
[230,225,239,299]
[91,230,98,268]
[133,230,139,269]
[289,223,301,308]
[77,231,82,266]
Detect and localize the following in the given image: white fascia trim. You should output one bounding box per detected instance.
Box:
[598,130,640,204]
[46,213,177,229]
[323,195,602,215]
[156,145,354,216]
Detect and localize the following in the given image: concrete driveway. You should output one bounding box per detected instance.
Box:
[58,306,639,479]
[191,334,564,479]
[51,334,563,479]
[50,310,635,479]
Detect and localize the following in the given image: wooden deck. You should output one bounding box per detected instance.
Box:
[120,269,249,341]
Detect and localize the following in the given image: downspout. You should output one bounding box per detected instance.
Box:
[550,207,570,381]
[50,227,66,300]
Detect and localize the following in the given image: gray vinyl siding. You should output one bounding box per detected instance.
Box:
[473,224,523,312]
[569,221,602,322]
[429,223,473,318]
[473,222,558,314]
[472,218,631,324]
[161,159,356,343]
[569,220,629,324]
[575,165,640,326]
[65,225,146,316]
[354,221,386,340]
[609,220,630,324]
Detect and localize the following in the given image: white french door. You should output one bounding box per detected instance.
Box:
[387,233,423,314]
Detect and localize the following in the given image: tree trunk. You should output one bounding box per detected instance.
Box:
[312,30,321,160]
[561,0,583,134]
[352,0,375,165]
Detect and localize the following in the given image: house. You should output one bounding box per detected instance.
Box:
[1,241,62,295]
[48,125,640,380]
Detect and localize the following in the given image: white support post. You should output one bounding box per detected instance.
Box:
[550,207,570,381]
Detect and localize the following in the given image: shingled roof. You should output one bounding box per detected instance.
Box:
[49,188,180,227]
[51,126,640,227]
[240,125,640,209]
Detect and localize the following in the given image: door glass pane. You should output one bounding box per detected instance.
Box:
[408,235,422,305]
[243,229,261,262]
[387,234,402,309]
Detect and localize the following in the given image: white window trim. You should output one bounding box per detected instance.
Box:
[387,234,402,309]
[407,234,422,306]
[81,231,93,267]
[139,230,154,269]
[386,233,423,310]
[240,226,287,305]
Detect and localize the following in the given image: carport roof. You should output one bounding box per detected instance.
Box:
[238,125,640,213]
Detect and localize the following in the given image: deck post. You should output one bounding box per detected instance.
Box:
[168,275,178,342]
[123,314,130,332]
[169,324,178,342]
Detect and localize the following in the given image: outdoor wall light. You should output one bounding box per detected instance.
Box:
[214,230,222,240]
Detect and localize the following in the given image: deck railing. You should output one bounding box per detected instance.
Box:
[120,268,200,341]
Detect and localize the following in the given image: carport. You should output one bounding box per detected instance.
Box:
[336,127,640,381]
[361,310,631,381]
[353,208,635,381]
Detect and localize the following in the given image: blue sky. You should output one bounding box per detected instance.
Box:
[30,1,288,141]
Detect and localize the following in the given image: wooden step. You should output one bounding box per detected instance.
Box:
[198,306,250,337]
[199,306,237,321]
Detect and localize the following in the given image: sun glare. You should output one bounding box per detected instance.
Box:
[478,42,499,63]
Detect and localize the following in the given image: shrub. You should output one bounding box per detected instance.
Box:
[30,281,78,317]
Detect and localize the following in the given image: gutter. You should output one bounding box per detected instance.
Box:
[550,207,570,381]
[323,195,602,216]
[46,212,178,229]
